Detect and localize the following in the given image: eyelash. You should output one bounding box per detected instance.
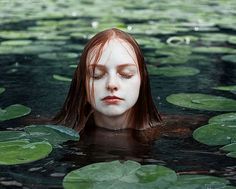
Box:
[92,73,133,80]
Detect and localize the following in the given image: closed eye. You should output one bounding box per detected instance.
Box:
[119,73,133,79]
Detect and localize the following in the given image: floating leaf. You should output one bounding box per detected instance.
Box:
[157,55,189,65]
[1,40,32,46]
[24,124,80,146]
[53,74,72,82]
[213,85,236,93]
[166,93,236,111]
[69,64,77,68]
[228,36,236,45]
[220,143,236,153]
[209,113,236,125]
[0,104,31,121]
[147,65,199,77]
[0,140,52,165]
[0,131,27,142]
[193,123,236,146]
[193,47,235,54]
[63,160,177,189]
[221,55,236,63]
[0,87,5,95]
[227,152,236,158]
[38,52,78,61]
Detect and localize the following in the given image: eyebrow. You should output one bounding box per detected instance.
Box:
[88,63,137,70]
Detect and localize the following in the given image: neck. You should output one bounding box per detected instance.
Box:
[93,110,133,130]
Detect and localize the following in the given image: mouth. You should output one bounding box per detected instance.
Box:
[102,96,124,104]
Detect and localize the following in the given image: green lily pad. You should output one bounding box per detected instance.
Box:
[69,64,77,68]
[213,85,236,92]
[0,140,52,165]
[168,175,230,189]
[0,104,31,121]
[228,36,236,45]
[193,123,236,146]
[157,55,189,65]
[156,45,192,57]
[209,113,236,125]
[220,143,236,153]
[0,87,5,95]
[63,160,177,189]
[38,52,78,61]
[0,131,27,142]
[221,55,236,63]
[53,74,72,82]
[24,124,80,146]
[147,65,199,77]
[200,33,233,43]
[227,152,236,158]
[1,40,32,46]
[0,44,60,55]
[166,93,236,111]
[193,47,235,54]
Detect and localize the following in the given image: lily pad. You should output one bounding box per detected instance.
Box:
[69,64,77,68]
[228,36,236,45]
[213,85,236,92]
[168,175,230,189]
[157,55,189,65]
[209,113,236,125]
[193,123,236,146]
[193,47,235,54]
[1,40,32,46]
[166,93,236,111]
[53,74,72,82]
[0,140,52,165]
[0,87,5,95]
[24,124,80,146]
[0,131,27,142]
[0,104,31,121]
[221,55,236,63]
[147,65,199,77]
[0,44,60,55]
[63,160,177,189]
[221,143,236,153]
[38,52,78,61]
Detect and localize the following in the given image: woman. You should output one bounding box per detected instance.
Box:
[53,28,162,133]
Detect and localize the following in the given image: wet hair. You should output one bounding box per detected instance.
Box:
[53,28,162,132]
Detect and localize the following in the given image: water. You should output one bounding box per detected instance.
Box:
[0,0,236,188]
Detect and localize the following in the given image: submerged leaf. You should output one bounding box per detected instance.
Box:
[24,124,80,146]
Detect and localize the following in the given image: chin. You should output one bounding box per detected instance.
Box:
[100,108,127,117]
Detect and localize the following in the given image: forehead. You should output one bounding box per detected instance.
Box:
[86,38,138,67]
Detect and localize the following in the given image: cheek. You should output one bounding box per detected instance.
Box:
[124,77,141,93]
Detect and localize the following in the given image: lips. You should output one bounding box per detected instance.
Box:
[102,96,123,105]
[102,96,123,101]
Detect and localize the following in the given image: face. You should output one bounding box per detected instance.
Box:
[86,38,141,117]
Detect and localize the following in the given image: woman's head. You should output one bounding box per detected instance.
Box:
[53,28,162,131]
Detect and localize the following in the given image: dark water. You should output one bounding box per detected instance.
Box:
[0,1,236,188]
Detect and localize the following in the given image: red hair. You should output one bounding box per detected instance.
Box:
[53,28,162,132]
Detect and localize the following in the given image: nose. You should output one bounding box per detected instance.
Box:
[106,75,119,92]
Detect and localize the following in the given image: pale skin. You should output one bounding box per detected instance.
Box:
[86,38,141,130]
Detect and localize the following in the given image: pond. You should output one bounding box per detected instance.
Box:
[0,0,236,188]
